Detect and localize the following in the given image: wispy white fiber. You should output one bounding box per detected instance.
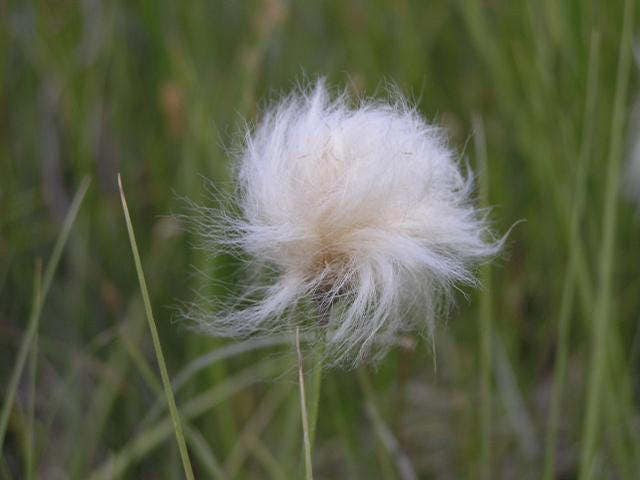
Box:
[191,80,501,367]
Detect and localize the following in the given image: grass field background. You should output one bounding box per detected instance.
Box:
[2,1,640,478]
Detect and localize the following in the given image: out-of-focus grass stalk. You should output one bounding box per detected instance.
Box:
[542,31,600,480]
[0,177,90,453]
[0,458,11,480]
[89,359,282,480]
[244,434,288,480]
[295,327,314,480]
[326,378,361,478]
[457,0,512,107]
[183,424,227,479]
[461,0,595,322]
[357,370,396,479]
[40,323,118,457]
[141,336,293,428]
[473,114,492,480]
[579,0,635,477]
[117,174,195,480]
[224,385,291,477]
[357,369,416,480]
[277,392,303,473]
[25,260,41,480]
[119,324,163,394]
[71,301,147,476]
[119,321,227,479]
[120,324,227,477]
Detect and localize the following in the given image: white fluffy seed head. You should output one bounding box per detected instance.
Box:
[192,80,501,367]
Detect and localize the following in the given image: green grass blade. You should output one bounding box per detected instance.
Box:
[117,174,195,480]
[579,0,635,477]
[543,30,600,480]
[0,176,90,453]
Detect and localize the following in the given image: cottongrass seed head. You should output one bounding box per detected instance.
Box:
[191,80,502,367]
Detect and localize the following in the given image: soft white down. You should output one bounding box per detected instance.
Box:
[193,81,501,366]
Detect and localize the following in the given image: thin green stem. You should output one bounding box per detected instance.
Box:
[117,174,195,480]
[579,0,634,477]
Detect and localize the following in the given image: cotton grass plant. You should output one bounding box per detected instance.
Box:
[4,1,640,478]
[188,80,502,368]
[185,80,503,479]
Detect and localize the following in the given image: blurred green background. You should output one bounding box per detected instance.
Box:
[2,0,640,478]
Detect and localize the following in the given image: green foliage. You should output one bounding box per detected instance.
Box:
[1,1,639,478]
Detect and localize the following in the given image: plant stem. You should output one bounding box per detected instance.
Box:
[117,174,195,480]
[543,31,600,480]
[579,0,634,477]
